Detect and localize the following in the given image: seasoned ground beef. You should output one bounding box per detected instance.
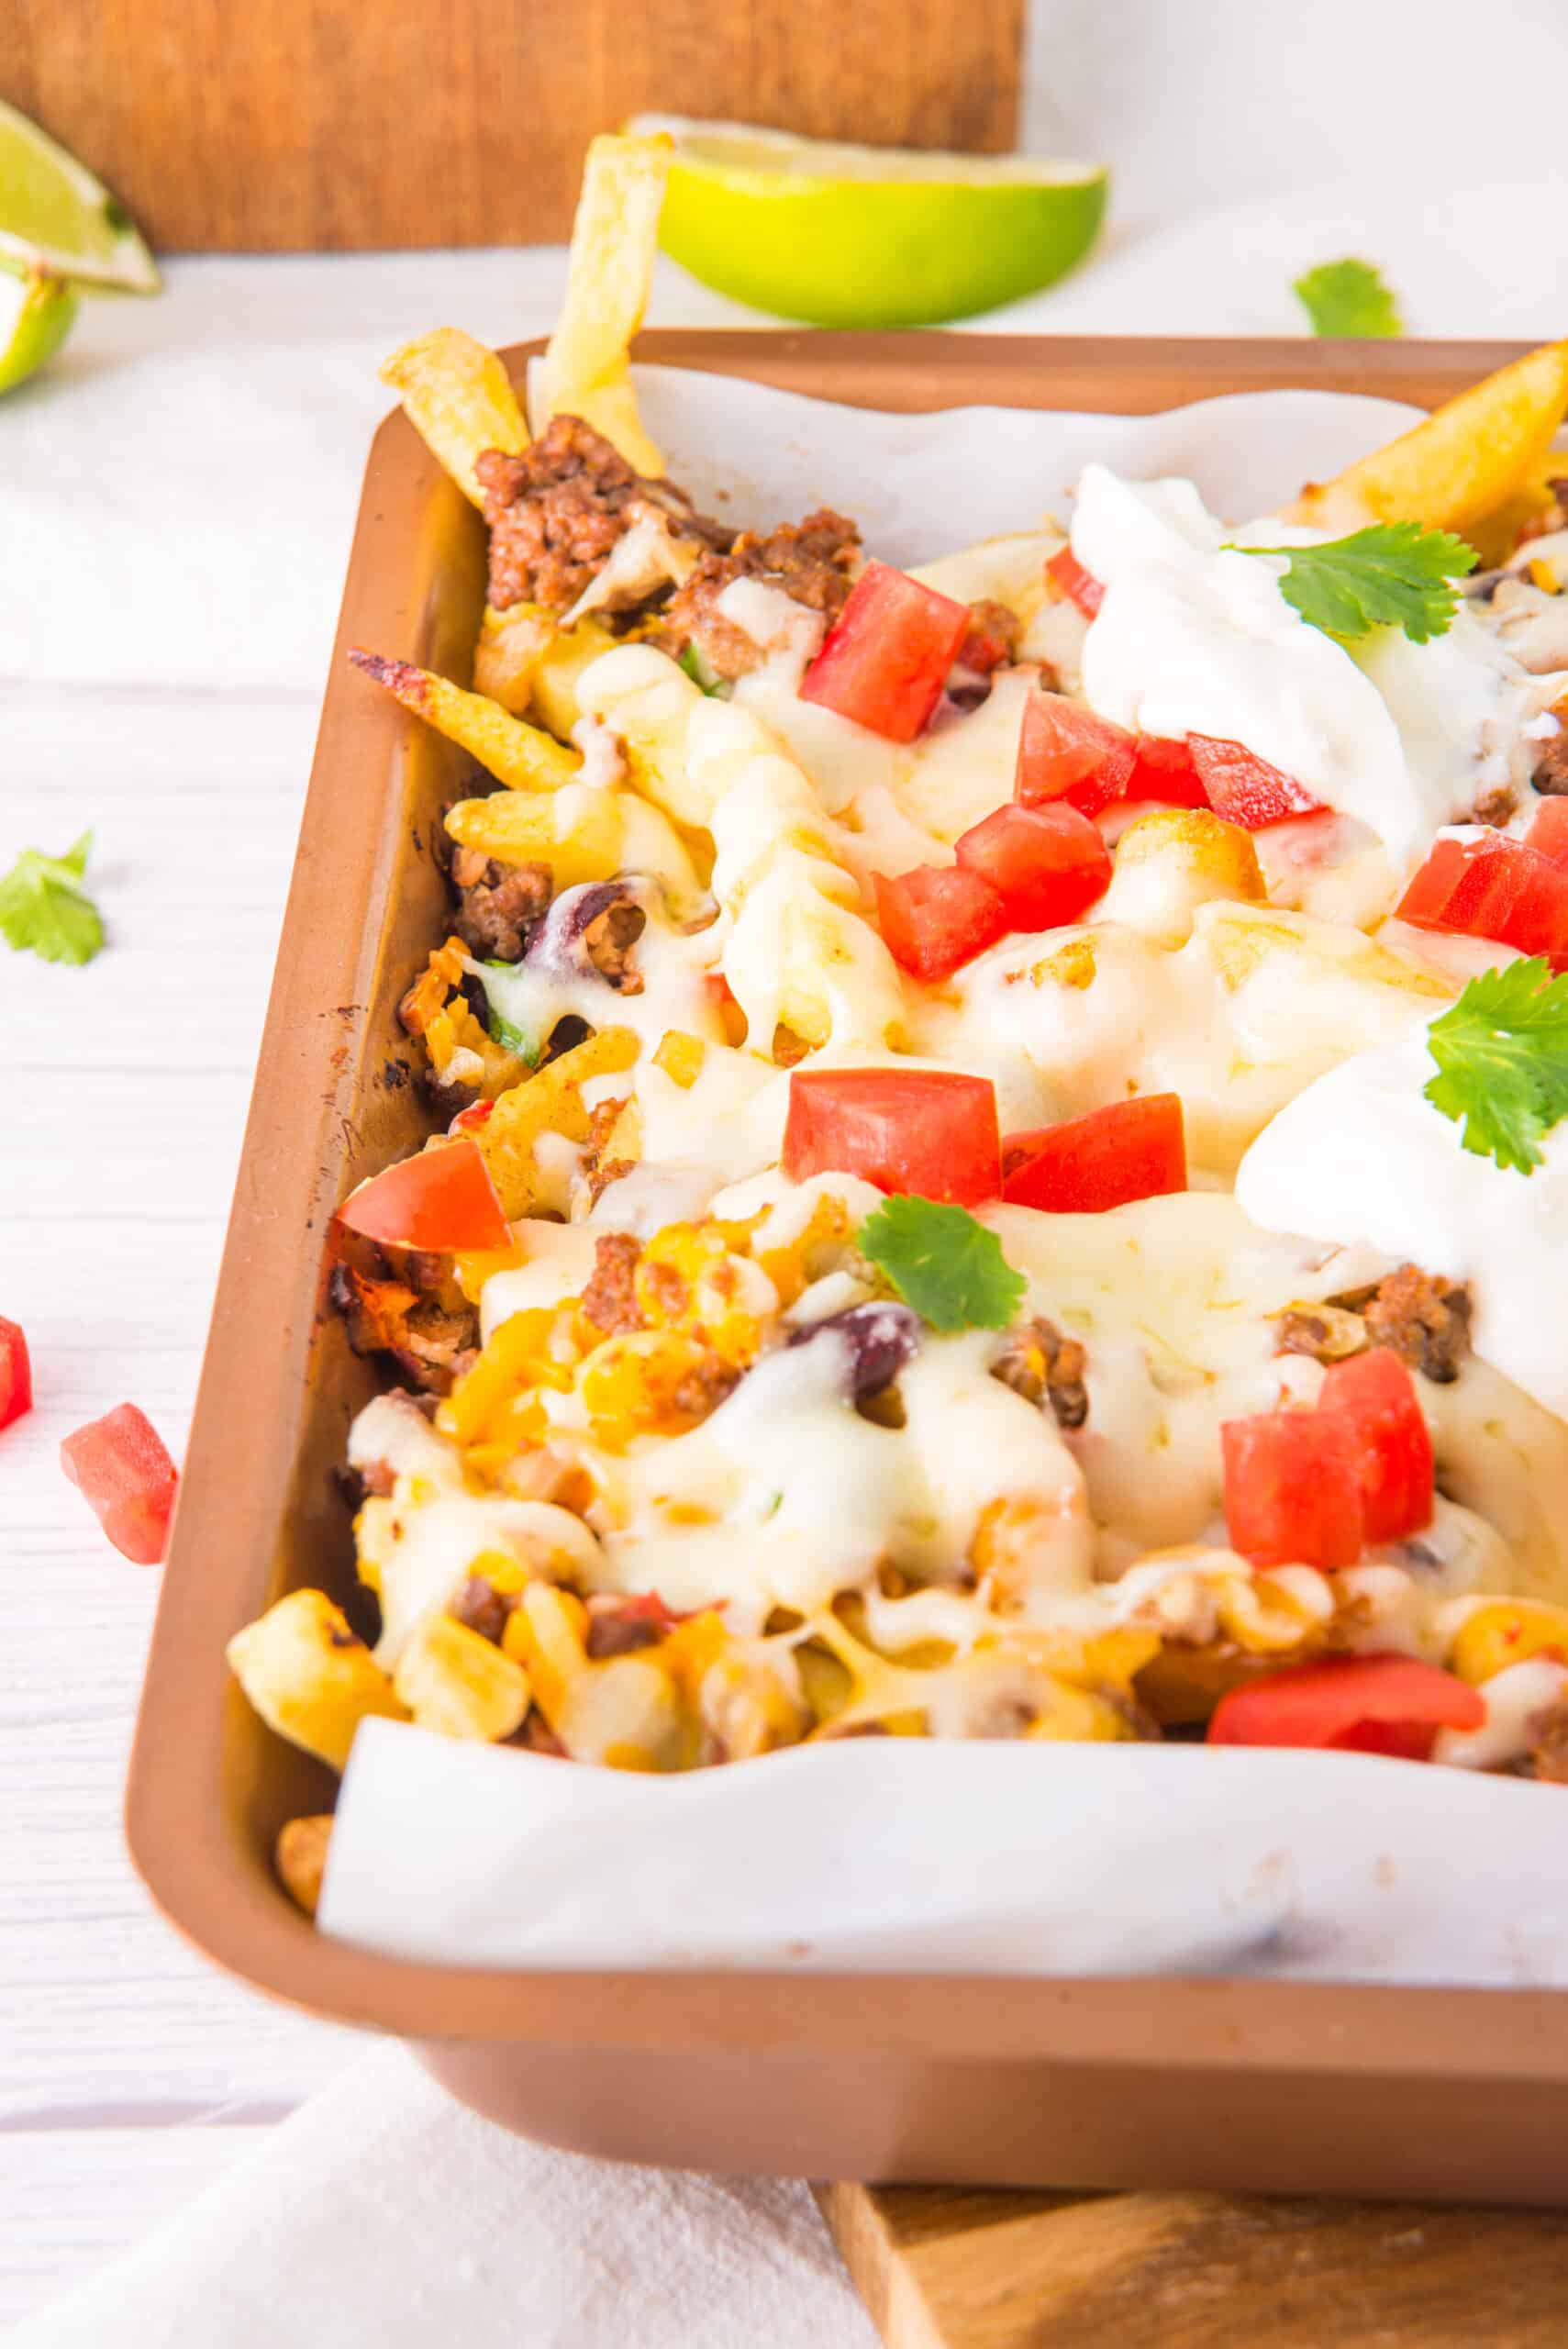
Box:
[958,599,1021,676]
[584,1593,673,1659]
[990,1316,1089,1431]
[329,1263,479,1397]
[1532,729,1568,796]
[476,416,728,614]
[1523,1703,1568,1783]
[578,894,646,990]
[450,850,552,962]
[1273,1301,1368,1364]
[671,1353,740,1421]
[1362,1264,1473,1384]
[1471,782,1518,827]
[580,1231,644,1336]
[660,508,861,680]
[450,1573,519,1645]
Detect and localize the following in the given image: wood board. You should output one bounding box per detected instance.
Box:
[820,2183,1568,2347]
[3,0,1021,250]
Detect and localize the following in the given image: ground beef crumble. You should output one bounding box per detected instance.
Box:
[580,1231,644,1336]
[990,1316,1089,1431]
[658,507,861,681]
[450,850,552,962]
[476,416,730,614]
[1532,729,1568,796]
[1361,1264,1473,1384]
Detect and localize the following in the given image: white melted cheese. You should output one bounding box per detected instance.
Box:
[1071,466,1536,869]
[1434,1656,1568,1772]
[475,886,726,1061]
[1236,1022,1568,1420]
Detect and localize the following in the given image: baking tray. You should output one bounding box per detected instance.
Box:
[127,331,1568,2202]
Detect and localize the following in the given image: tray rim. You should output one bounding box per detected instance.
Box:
[125,328,1568,2076]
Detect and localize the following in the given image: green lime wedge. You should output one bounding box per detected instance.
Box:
[0,98,159,294]
[0,258,78,394]
[629,117,1107,328]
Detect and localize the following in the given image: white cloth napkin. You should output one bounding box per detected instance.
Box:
[8,2048,880,2348]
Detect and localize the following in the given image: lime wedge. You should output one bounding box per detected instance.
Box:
[0,258,78,394]
[0,99,159,294]
[628,117,1107,328]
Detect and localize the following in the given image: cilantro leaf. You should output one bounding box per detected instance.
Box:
[0,830,104,966]
[1237,523,1477,645]
[858,1197,1026,1334]
[1293,258,1403,340]
[1424,958,1568,1174]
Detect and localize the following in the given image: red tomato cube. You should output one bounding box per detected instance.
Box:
[1208,1653,1485,1758]
[1397,832,1568,969]
[61,1403,179,1565]
[0,1317,31,1433]
[954,803,1112,932]
[782,1069,1001,1206]
[799,562,971,743]
[1001,1095,1186,1216]
[1127,734,1209,807]
[873,865,1006,981]
[1044,546,1104,618]
[1014,691,1138,818]
[337,1137,512,1252]
[1317,1347,1434,1545]
[1219,1408,1363,1571]
[1186,734,1322,829]
[1528,796,1568,870]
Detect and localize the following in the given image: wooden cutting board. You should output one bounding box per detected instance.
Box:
[3,0,1021,250]
[819,2183,1568,2345]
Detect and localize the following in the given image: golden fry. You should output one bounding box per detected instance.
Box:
[226,1589,407,1772]
[379,328,527,508]
[536,132,673,476]
[349,651,581,791]
[1288,339,1568,533]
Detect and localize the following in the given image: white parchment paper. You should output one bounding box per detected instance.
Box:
[320,370,1568,1987]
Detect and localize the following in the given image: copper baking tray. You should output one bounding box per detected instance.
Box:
[127,332,1568,2202]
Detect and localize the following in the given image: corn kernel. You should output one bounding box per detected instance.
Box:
[651,1030,706,1089]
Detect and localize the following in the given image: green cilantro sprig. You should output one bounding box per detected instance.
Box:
[858,1197,1026,1333]
[1424,958,1568,1174]
[0,830,105,966]
[1232,523,1477,645]
[1293,258,1403,340]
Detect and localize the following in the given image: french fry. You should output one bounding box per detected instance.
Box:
[1097,807,1266,947]
[226,1589,408,1772]
[1465,446,1568,570]
[445,781,708,918]
[535,132,673,477]
[275,1815,333,1917]
[477,1026,640,1218]
[472,602,558,713]
[348,651,581,791]
[379,328,528,508]
[392,1610,531,1742]
[1287,340,1568,534]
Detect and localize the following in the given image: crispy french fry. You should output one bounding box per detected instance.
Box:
[348,651,581,791]
[445,782,707,918]
[379,328,528,508]
[536,133,673,476]
[477,1027,640,1218]
[227,1589,408,1771]
[1287,340,1568,533]
[1465,446,1568,569]
[472,603,558,714]
[393,1610,531,1742]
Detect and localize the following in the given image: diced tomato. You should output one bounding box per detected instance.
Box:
[799,561,971,742]
[873,865,1006,982]
[954,803,1112,931]
[1207,1653,1485,1759]
[1220,1408,1363,1571]
[1001,1094,1186,1217]
[1127,733,1209,808]
[0,1317,31,1433]
[1396,832,1568,969]
[1318,1348,1434,1546]
[1045,546,1104,618]
[1014,691,1138,818]
[1187,735,1323,829]
[61,1403,179,1565]
[1528,796,1568,870]
[782,1069,1001,1205]
[336,1138,512,1253]
[450,1099,495,1135]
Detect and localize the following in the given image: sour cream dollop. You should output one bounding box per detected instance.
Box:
[1070,466,1525,869]
[1235,1021,1568,1419]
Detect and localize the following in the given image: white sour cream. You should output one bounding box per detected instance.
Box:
[1236,1021,1568,1419]
[1070,466,1530,868]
